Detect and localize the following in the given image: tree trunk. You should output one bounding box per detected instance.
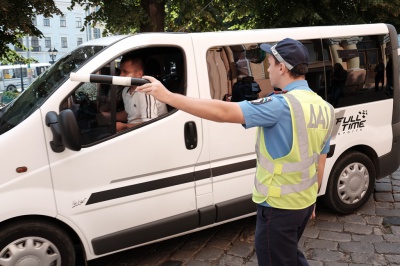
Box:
[140,0,165,32]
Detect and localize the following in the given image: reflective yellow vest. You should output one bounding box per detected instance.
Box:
[252,90,334,209]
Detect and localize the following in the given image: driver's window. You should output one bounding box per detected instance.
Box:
[60,46,185,146]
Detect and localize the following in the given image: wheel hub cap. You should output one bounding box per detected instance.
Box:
[17,256,41,266]
[0,237,61,266]
[338,162,369,204]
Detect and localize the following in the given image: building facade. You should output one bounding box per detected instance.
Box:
[13,0,103,64]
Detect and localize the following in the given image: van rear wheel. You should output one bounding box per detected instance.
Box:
[322,151,375,214]
[0,220,75,266]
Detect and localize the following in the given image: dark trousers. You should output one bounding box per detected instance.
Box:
[255,204,314,266]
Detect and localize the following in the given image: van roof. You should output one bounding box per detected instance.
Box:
[80,35,129,47]
[78,24,394,52]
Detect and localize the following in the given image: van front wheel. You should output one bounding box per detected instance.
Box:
[322,151,375,214]
[0,220,75,266]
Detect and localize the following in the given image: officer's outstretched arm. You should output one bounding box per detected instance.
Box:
[137,76,245,124]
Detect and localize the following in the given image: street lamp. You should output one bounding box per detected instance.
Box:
[48,48,58,64]
[18,61,24,92]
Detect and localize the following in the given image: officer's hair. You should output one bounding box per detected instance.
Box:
[272,56,308,79]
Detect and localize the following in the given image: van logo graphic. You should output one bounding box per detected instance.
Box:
[72,198,86,208]
[335,110,367,135]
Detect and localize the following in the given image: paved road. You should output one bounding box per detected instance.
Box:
[88,169,400,266]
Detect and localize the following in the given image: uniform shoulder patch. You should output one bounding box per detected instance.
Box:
[251,97,273,105]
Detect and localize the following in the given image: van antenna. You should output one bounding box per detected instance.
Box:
[178,0,215,32]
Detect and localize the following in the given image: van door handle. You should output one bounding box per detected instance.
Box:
[184,121,197,150]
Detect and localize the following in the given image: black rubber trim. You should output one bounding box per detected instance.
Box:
[215,194,256,222]
[91,194,255,255]
[198,206,216,227]
[327,145,335,158]
[212,159,256,176]
[92,210,198,255]
[87,171,196,205]
[86,159,256,205]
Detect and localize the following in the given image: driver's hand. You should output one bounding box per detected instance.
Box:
[116,122,127,132]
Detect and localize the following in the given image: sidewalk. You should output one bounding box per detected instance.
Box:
[302,167,400,265]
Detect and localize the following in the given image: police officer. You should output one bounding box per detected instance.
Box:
[137,38,334,266]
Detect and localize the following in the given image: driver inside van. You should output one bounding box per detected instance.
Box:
[101,53,167,132]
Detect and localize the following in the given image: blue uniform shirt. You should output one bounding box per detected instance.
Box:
[238,80,331,159]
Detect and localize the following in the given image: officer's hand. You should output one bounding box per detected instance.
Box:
[310,204,316,220]
[136,76,172,104]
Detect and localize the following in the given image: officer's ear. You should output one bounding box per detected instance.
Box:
[279,63,287,74]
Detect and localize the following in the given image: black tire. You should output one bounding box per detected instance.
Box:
[0,220,76,266]
[322,151,375,214]
[6,85,17,92]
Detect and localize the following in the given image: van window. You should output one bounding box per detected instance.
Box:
[59,46,185,146]
[321,33,392,108]
[206,34,393,108]
[206,39,325,100]
[303,39,325,96]
[0,46,104,135]
[14,68,28,79]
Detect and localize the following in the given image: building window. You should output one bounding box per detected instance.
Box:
[44,17,50,26]
[45,37,51,48]
[31,37,39,47]
[94,28,101,39]
[61,37,68,48]
[15,38,24,51]
[77,37,83,46]
[75,17,82,28]
[31,37,40,52]
[60,16,66,27]
[32,16,37,26]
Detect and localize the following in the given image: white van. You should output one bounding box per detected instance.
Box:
[0,23,399,265]
[0,63,51,92]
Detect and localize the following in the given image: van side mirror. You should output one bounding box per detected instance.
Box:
[45,111,65,153]
[59,109,81,151]
[45,110,81,152]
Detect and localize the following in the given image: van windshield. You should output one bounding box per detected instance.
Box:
[0,45,105,135]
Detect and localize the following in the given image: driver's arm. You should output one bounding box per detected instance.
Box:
[116,110,128,122]
[100,110,127,123]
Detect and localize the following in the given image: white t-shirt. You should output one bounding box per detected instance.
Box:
[122,87,168,124]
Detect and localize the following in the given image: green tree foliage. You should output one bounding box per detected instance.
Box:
[69,0,164,34]
[72,0,400,34]
[248,0,400,30]
[71,0,244,34]
[0,0,61,64]
[165,0,235,32]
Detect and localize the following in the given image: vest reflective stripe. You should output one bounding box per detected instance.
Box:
[254,93,320,197]
[255,173,317,196]
[255,145,319,174]
[320,104,335,151]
